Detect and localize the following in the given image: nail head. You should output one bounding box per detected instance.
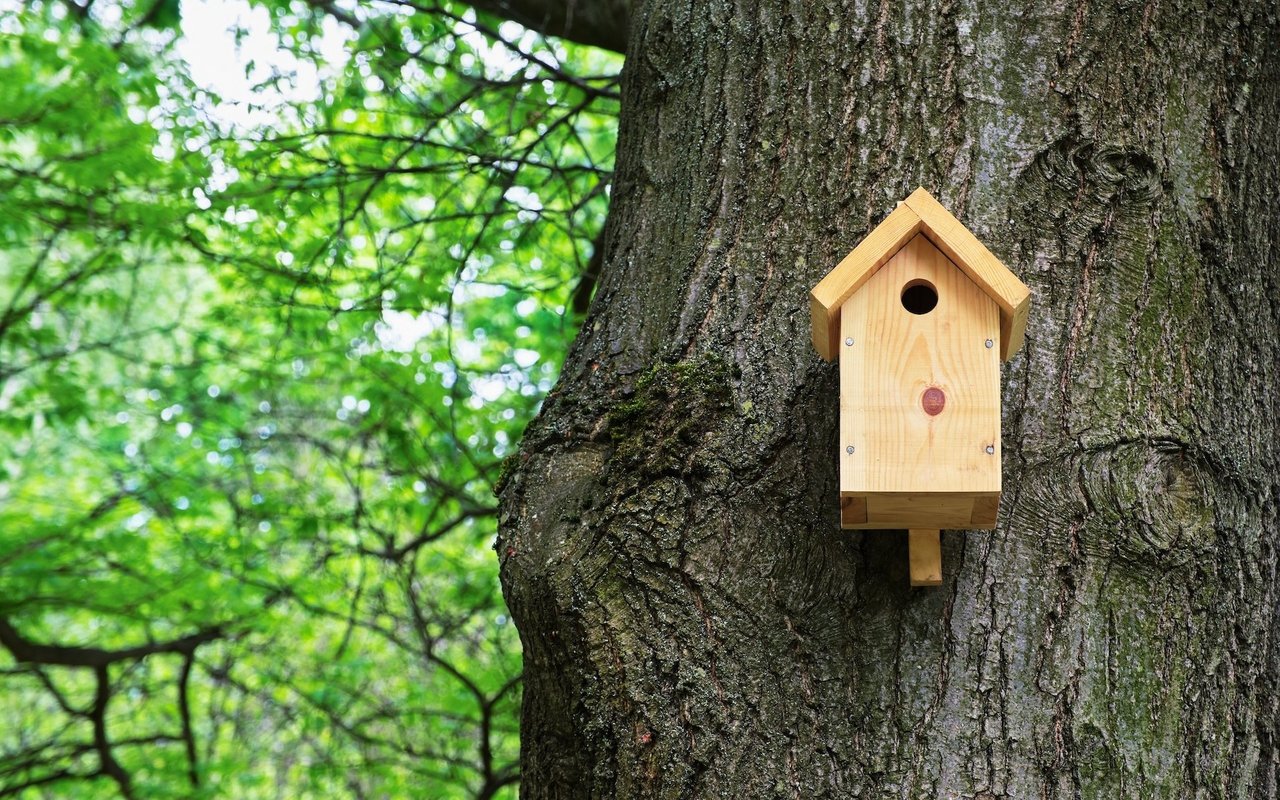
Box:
[844,337,854,346]
[985,444,995,454]
[985,339,994,349]
[845,445,855,454]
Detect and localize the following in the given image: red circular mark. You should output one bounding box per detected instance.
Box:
[922,387,946,416]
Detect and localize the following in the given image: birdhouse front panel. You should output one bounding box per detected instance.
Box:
[838,233,1001,529]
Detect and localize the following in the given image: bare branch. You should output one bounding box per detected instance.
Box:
[91,666,134,799]
[466,0,629,52]
[0,618,224,669]
[178,654,200,789]
[389,0,629,54]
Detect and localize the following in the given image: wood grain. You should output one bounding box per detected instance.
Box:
[839,496,868,526]
[970,495,1000,527]
[908,530,943,587]
[902,188,1031,361]
[838,493,1000,530]
[809,203,922,360]
[839,233,1002,497]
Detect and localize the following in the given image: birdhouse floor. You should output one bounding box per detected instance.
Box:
[839,492,999,530]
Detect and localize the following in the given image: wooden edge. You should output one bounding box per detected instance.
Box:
[908,529,943,587]
[842,520,997,531]
[970,495,1001,527]
[840,491,1001,498]
[903,188,1032,360]
[809,203,921,360]
[840,497,868,528]
[810,294,838,362]
[1000,292,1031,362]
[838,492,999,530]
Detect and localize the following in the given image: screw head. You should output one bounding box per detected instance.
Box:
[845,445,855,454]
[844,337,854,346]
[985,339,994,349]
[985,444,995,455]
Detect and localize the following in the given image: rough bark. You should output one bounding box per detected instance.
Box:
[497,0,1280,797]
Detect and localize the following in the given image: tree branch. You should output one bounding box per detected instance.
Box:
[464,0,630,54]
[318,0,628,52]
[58,0,94,20]
[385,0,629,53]
[306,0,361,27]
[571,227,606,316]
[91,666,134,800]
[178,654,200,789]
[0,767,88,797]
[0,618,224,669]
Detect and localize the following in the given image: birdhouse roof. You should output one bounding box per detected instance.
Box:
[810,188,1031,362]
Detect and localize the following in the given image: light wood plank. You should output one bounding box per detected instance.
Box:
[868,494,974,527]
[908,529,943,586]
[903,188,1031,361]
[837,492,999,530]
[999,292,1031,362]
[839,234,1002,496]
[810,203,921,360]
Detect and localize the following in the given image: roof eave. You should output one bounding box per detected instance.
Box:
[809,188,1032,362]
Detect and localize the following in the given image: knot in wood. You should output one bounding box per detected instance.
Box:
[922,386,946,416]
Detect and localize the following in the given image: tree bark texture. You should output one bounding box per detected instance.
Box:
[497,0,1280,797]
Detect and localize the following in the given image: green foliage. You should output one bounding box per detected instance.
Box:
[0,2,619,797]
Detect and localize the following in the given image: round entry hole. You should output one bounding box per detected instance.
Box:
[901,280,938,315]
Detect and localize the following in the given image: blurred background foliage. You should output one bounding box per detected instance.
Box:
[0,1,619,796]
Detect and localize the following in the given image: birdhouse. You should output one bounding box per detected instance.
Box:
[810,188,1031,586]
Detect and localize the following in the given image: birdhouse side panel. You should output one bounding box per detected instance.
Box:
[838,234,1002,495]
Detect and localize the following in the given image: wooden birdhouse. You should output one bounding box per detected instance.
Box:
[810,188,1031,586]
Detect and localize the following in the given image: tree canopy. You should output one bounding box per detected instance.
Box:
[0,2,620,796]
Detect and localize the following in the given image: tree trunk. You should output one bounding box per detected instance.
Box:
[497,0,1280,796]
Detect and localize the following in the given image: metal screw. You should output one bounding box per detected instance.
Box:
[845,445,855,454]
[985,444,995,455]
[984,339,994,349]
[845,337,854,346]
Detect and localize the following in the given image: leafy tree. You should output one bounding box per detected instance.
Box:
[1,2,618,797]
[12,0,1269,798]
